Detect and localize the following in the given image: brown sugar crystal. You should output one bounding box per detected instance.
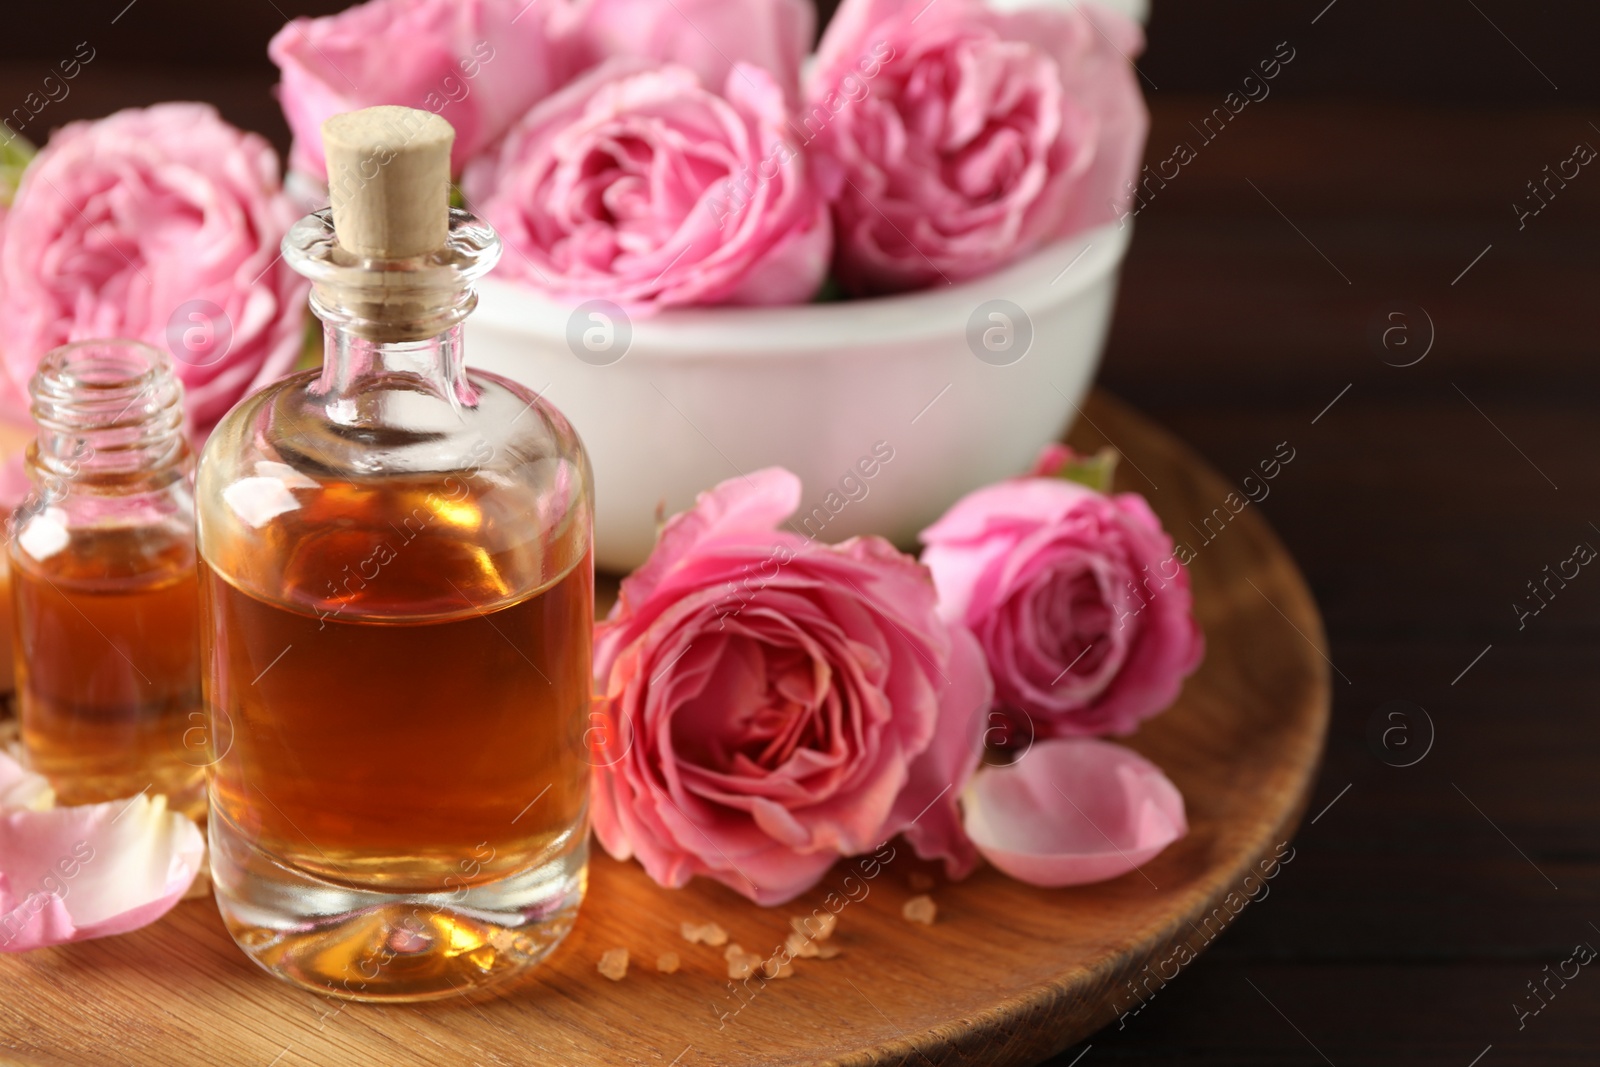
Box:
[785,931,818,958]
[598,948,630,981]
[725,944,763,980]
[790,912,837,941]
[784,930,842,960]
[902,895,938,925]
[681,920,730,946]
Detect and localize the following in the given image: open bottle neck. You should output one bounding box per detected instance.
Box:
[28,339,189,489]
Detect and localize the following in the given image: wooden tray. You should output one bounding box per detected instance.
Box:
[0,392,1330,1067]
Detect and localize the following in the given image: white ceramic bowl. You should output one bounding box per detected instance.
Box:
[467,220,1132,572]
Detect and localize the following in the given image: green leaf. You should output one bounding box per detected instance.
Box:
[811,275,846,304]
[0,133,37,209]
[294,317,324,372]
[1054,447,1120,493]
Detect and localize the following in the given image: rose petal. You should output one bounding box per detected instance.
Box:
[1028,443,1075,478]
[0,792,205,952]
[961,738,1185,887]
[0,752,53,813]
[553,0,813,103]
[922,477,1105,544]
[887,623,990,876]
[609,466,802,620]
[270,0,559,179]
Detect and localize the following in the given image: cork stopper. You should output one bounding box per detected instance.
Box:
[322,106,454,259]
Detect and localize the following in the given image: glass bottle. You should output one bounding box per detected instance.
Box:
[8,339,204,816]
[197,107,593,1002]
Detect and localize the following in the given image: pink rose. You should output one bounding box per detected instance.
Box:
[591,468,991,905]
[269,0,557,179]
[462,60,831,312]
[920,468,1203,739]
[549,0,814,103]
[806,0,1149,294]
[0,104,307,433]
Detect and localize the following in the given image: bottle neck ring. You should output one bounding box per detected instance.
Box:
[285,207,500,344]
[284,208,501,417]
[28,339,188,483]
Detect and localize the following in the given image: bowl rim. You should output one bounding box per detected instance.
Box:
[471,220,1133,355]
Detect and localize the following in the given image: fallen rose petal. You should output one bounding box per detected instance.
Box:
[0,752,52,813]
[962,738,1185,887]
[0,793,204,952]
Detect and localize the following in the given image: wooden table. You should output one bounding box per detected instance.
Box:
[1060,95,1600,1064]
[0,394,1331,1067]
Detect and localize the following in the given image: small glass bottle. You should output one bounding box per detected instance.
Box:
[198,107,593,1001]
[8,339,204,816]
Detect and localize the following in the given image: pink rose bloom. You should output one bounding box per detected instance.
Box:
[270,0,557,179]
[921,468,1203,739]
[462,60,831,312]
[591,468,991,905]
[0,104,307,433]
[806,0,1149,294]
[550,0,814,103]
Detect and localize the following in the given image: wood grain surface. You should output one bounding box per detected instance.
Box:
[4,1,1599,1058]
[0,392,1330,1067]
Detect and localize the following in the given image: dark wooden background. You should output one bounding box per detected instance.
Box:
[6,1,1600,1063]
